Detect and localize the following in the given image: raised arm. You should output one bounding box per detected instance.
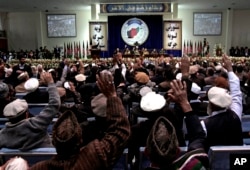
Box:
[93,71,130,167]
[223,54,242,119]
[168,80,206,151]
[29,72,61,130]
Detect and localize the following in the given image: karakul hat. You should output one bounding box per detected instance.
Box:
[215,65,223,71]
[75,74,86,82]
[175,73,182,80]
[24,78,39,93]
[191,82,201,94]
[135,72,149,84]
[146,116,179,166]
[5,68,13,77]
[140,92,166,112]
[63,81,70,89]
[208,86,232,108]
[189,65,199,74]
[52,110,82,157]
[47,69,55,73]
[139,86,152,97]
[5,157,29,170]
[0,82,9,99]
[84,63,89,67]
[17,72,28,80]
[175,63,180,69]
[3,99,28,118]
[91,93,107,117]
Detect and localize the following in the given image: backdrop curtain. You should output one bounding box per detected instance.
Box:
[108,15,163,57]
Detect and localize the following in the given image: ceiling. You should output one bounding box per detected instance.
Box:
[0,0,250,12]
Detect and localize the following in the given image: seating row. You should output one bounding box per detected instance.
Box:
[1,145,250,170]
[139,145,250,170]
[0,147,129,170]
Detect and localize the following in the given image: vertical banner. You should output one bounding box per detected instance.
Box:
[89,21,108,51]
[163,20,182,50]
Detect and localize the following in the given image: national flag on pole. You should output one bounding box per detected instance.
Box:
[64,42,66,56]
[87,41,91,57]
[198,41,202,55]
[67,43,70,57]
[82,41,85,57]
[183,41,186,55]
[194,41,197,54]
[190,40,193,54]
[74,41,77,56]
[78,41,81,58]
[70,42,73,57]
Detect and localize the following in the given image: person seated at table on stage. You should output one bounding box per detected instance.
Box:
[124,47,131,55]
[142,48,149,56]
[159,48,165,55]
[133,46,141,56]
[151,48,158,56]
[113,48,120,55]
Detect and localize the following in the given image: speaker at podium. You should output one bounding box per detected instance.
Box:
[90,48,101,60]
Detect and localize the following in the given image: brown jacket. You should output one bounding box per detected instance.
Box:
[30,97,130,170]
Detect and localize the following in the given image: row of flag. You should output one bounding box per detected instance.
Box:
[63,41,92,58]
[183,40,208,56]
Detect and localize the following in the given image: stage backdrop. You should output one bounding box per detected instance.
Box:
[108,15,163,57]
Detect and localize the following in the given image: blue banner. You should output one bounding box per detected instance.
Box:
[100,3,171,13]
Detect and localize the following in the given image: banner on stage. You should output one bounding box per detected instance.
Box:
[100,3,171,13]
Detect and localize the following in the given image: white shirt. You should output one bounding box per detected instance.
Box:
[201,71,242,135]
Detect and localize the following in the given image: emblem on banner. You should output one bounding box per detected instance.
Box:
[121,18,149,46]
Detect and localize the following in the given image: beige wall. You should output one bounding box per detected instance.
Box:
[232,10,250,47]
[178,9,229,55]
[3,6,250,55]
[7,9,91,52]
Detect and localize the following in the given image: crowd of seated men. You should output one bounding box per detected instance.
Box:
[0,51,248,169]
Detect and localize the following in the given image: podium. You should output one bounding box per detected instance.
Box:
[90,49,101,60]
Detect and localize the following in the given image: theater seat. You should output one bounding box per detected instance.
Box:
[139,146,187,170]
[208,145,250,170]
[28,103,48,115]
[0,147,56,166]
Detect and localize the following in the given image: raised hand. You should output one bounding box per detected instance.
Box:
[96,71,117,98]
[41,72,54,84]
[222,54,233,72]
[180,55,190,77]
[168,80,192,112]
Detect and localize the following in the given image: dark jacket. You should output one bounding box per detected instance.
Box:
[203,109,243,152]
